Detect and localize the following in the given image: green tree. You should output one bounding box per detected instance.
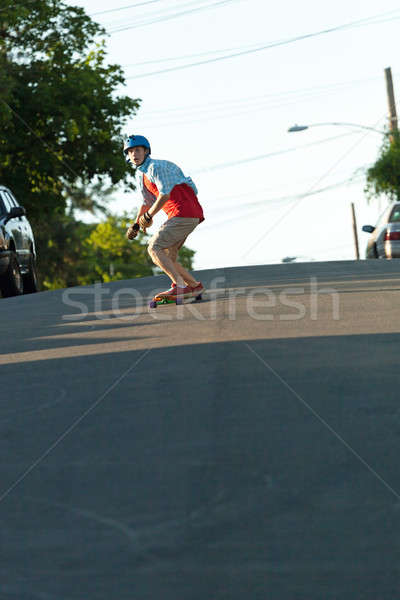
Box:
[0,1,197,289]
[81,214,196,285]
[36,213,94,289]
[0,0,139,220]
[39,213,196,290]
[365,133,400,203]
[81,214,154,285]
[38,213,153,289]
[176,245,195,271]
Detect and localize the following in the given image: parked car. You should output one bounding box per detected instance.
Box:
[0,186,38,297]
[362,202,400,259]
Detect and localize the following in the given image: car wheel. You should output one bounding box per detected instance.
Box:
[0,251,24,297]
[23,253,39,294]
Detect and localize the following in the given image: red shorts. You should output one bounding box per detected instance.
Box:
[162,184,204,221]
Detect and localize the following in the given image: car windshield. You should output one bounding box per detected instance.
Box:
[389,206,400,222]
[374,205,392,229]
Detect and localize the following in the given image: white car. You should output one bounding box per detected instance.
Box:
[362,202,400,259]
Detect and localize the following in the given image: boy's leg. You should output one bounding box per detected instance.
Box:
[165,244,199,287]
[147,218,201,288]
[148,244,200,288]
[148,246,185,287]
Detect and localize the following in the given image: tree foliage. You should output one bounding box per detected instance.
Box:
[365,134,400,203]
[37,213,195,290]
[0,0,139,221]
[82,214,154,286]
[0,0,197,290]
[37,212,152,289]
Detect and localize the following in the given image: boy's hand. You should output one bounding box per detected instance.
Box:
[126,222,140,240]
[138,211,153,232]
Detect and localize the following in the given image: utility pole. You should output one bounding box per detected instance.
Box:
[351,202,360,260]
[384,67,398,139]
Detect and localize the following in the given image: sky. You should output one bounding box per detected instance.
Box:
[65,0,400,270]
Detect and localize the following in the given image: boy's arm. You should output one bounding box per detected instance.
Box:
[137,193,170,231]
[126,203,149,239]
[135,203,149,223]
[147,193,170,218]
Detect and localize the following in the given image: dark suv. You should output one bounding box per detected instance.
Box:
[0,186,38,297]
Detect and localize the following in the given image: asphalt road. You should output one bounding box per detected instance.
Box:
[1,260,400,599]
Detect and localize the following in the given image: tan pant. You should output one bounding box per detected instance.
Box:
[148,217,200,252]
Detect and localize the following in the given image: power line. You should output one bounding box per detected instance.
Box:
[199,176,365,230]
[134,85,385,129]
[123,8,400,76]
[192,132,359,174]
[218,173,366,213]
[241,118,386,259]
[107,0,242,32]
[208,161,370,209]
[135,77,380,114]
[130,75,386,130]
[122,42,262,68]
[90,0,163,17]
[99,0,213,24]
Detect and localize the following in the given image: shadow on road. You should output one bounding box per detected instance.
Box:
[1,331,400,600]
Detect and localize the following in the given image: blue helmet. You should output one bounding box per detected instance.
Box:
[123,134,151,163]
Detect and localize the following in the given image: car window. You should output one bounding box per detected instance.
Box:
[3,190,18,209]
[375,205,393,229]
[389,206,400,223]
[0,192,8,217]
[0,191,13,213]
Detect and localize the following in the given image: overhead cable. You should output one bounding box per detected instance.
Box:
[107,0,243,32]
[123,8,400,76]
[241,118,386,258]
[200,176,365,230]
[192,132,359,174]
[90,0,163,17]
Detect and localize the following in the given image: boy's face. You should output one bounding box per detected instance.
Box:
[127,146,147,166]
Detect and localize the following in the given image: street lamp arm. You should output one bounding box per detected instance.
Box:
[288,122,387,135]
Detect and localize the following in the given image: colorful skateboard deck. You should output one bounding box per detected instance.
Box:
[149,293,203,308]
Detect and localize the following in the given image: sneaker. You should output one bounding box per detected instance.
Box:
[156,283,192,299]
[175,285,194,298]
[155,284,178,298]
[190,282,204,296]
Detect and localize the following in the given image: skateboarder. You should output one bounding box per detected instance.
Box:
[124,135,204,299]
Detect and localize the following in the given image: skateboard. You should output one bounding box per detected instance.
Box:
[149,292,203,308]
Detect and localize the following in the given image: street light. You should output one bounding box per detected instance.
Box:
[287,120,388,261]
[288,122,387,135]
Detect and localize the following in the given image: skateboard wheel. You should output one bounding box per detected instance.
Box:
[149,300,157,309]
[175,297,183,305]
[195,294,202,301]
